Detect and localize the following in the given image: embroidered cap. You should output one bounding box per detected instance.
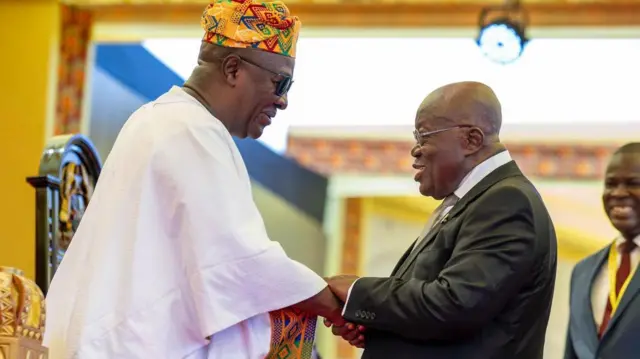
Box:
[200,0,302,58]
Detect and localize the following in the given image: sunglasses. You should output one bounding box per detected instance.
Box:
[238,56,293,97]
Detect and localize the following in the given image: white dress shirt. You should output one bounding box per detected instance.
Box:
[342,150,514,314]
[590,235,640,327]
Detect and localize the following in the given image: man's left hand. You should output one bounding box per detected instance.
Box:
[324,318,366,348]
[325,275,360,302]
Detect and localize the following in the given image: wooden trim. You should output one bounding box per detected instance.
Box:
[87,3,640,28]
[337,197,364,359]
[341,198,363,277]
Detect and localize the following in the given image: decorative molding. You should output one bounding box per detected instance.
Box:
[73,2,640,28]
[61,0,640,4]
[55,5,92,135]
[286,137,618,180]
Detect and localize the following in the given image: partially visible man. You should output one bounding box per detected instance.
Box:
[326,82,557,359]
[43,1,343,358]
[564,142,640,359]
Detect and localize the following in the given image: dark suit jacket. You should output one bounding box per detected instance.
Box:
[564,245,640,359]
[343,161,557,359]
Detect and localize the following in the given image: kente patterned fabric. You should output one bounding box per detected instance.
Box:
[266,308,317,359]
[201,0,301,57]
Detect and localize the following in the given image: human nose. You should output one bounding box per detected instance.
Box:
[609,184,630,198]
[275,93,288,110]
[411,144,421,158]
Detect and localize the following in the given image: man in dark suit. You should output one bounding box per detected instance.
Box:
[324,81,557,359]
[564,142,640,359]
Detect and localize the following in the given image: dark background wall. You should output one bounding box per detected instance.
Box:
[88,43,328,274]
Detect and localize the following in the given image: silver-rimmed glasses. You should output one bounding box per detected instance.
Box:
[413,125,472,145]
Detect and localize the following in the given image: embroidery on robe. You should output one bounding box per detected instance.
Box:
[266,307,317,359]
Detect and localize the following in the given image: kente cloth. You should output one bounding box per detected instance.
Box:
[266,308,317,359]
[201,0,301,57]
[42,86,326,359]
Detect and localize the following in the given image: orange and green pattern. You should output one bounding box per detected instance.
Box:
[200,0,301,58]
[266,308,317,359]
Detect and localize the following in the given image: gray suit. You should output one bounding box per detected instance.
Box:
[565,246,640,359]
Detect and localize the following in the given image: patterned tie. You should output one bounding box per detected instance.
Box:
[598,240,637,338]
[431,194,458,228]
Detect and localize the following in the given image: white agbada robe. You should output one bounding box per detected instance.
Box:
[43,86,327,359]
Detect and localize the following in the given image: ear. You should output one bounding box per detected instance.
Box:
[220,55,241,86]
[462,127,484,155]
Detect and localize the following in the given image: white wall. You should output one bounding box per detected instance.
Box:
[536,182,615,243]
[252,183,327,274]
[143,37,640,153]
[363,213,424,277]
[363,212,576,359]
[545,259,574,359]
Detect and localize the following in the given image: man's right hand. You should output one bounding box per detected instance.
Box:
[324,318,366,348]
[293,286,346,326]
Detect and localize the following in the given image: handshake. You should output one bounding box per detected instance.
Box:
[321,275,366,349]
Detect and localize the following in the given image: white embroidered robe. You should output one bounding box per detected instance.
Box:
[43,87,327,359]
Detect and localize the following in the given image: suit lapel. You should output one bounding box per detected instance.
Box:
[442,162,520,224]
[603,257,640,338]
[395,161,523,278]
[577,248,608,345]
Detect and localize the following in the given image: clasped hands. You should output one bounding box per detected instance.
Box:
[324,275,366,348]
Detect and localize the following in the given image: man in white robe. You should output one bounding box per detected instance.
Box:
[43,1,344,358]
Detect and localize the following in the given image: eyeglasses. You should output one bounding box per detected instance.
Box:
[413,125,472,145]
[238,56,293,97]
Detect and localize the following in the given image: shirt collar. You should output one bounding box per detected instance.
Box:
[453,150,513,199]
[615,234,640,248]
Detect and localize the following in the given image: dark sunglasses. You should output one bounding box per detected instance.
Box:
[237,56,293,97]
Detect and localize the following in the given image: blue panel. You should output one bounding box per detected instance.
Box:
[89,67,148,159]
[235,138,328,222]
[95,44,184,100]
[93,43,327,222]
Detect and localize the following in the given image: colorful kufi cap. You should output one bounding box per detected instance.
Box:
[201,0,302,58]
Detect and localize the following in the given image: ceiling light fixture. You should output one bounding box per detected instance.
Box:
[476,1,529,65]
